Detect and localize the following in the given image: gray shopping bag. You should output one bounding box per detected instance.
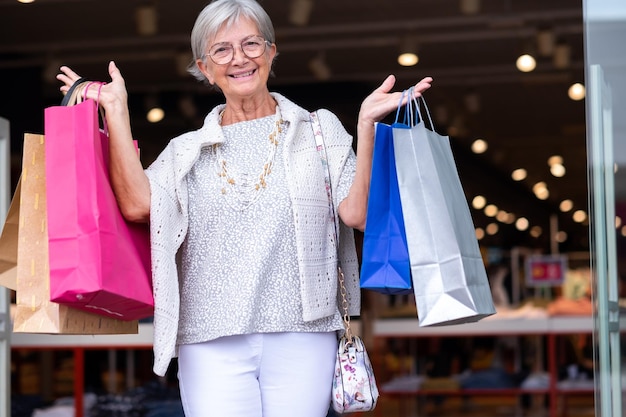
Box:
[392,91,495,326]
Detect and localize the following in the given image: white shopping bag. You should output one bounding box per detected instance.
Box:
[392,90,496,326]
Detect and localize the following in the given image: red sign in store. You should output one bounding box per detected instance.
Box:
[525,255,567,286]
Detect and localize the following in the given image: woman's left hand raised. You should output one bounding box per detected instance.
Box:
[358,75,433,127]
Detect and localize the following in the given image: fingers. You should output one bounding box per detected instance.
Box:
[375,74,396,94]
[413,76,434,96]
[56,62,127,98]
[59,65,80,80]
[108,61,125,85]
[56,66,83,94]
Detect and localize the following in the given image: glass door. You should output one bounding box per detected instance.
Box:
[584,1,626,416]
[0,117,10,417]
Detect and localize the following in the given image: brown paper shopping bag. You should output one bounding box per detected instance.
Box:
[0,178,19,290]
[12,133,137,334]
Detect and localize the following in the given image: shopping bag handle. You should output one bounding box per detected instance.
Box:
[393,89,411,126]
[59,79,109,134]
[412,88,436,132]
[60,77,87,106]
[393,87,438,133]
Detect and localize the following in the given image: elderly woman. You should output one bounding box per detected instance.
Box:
[58,0,431,416]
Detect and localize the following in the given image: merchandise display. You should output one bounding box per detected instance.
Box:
[370,312,602,417]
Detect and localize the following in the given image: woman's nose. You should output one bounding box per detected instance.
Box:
[231,46,248,64]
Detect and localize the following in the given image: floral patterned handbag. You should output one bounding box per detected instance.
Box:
[310,112,380,413]
[331,268,379,413]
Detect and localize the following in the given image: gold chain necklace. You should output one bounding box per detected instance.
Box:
[213,108,285,209]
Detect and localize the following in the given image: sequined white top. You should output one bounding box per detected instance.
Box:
[178,113,354,344]
[145,93,361,376]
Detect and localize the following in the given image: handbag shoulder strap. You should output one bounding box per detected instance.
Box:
[310,111,353,341]
[310,111,340,244]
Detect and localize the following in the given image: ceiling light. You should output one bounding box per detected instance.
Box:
[568,83,585,101]
[516,54,536,72]
[548,155,563,166]
[398,36,419,67]
[511,168,527,181]
[475,227,485,240]
[17,0,35,3]
[145,95,164,123]
[472,195,486,210]
[289,0,314,26]
[516,217,529,231]
[530,226,543,238]
[616,216,622,229]
[471,139,487,154]
[622,226,626,237]
[573,210,587,223]
[550,163,566,177]
[556,231,568,243]
[533,181,547,193]
[147,107,164,123]
[486,223,499,235]
[398,52,419,67]
[496,210,509,223]
[559,199,574,212]
[136,4,158,36]
[504,213,516,224]
[533,183,550,200]
[484,204,498,217]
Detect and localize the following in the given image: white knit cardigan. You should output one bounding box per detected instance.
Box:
[145,93,361,376]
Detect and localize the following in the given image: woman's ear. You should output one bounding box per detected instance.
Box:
[196,59,215,85]
[269,43,277,63]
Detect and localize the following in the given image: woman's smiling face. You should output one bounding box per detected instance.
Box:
[197,17,276,100]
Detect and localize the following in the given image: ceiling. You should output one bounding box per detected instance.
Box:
[0,0,588,253]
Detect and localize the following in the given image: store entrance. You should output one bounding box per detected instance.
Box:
[584,1,626,416]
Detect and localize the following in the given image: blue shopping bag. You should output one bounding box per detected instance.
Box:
[393,90,495,326]
[360,116,413,295]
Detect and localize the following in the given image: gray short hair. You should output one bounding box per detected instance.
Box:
[188,0,276,83]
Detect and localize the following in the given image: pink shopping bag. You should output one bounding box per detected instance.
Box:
[44,96,153,321]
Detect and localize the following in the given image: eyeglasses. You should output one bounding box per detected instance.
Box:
[204,35,271,65]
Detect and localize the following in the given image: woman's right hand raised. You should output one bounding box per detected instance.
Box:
[58,61,151,223]
[57,61,129,115]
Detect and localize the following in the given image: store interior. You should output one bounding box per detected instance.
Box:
[0,0,589,255]
[0,0,608,416]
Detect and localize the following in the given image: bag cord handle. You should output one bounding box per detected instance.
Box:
[393,87,437,131]
[309,111,354,344]
[59,79,109,134]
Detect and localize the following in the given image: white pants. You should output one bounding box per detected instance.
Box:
[177,332,337,417]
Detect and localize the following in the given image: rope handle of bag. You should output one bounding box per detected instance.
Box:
[61,78,109,133]
[393,86,437,131]
[309,111,354,344]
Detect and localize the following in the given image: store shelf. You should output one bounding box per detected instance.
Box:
[10,323,155,417]
[372,315,594,337]
[10,322,154,349]
[372,315,603,417]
